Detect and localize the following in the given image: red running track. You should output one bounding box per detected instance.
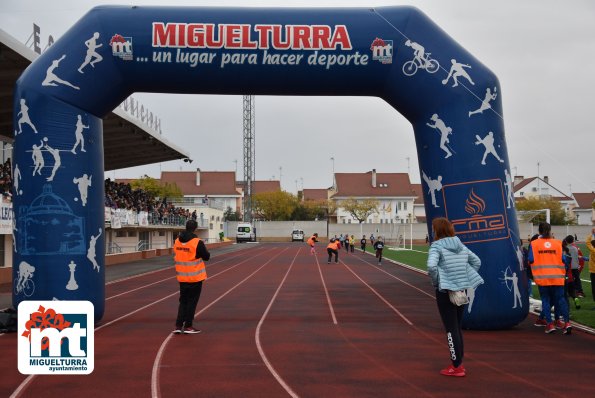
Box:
[1,242,594,398]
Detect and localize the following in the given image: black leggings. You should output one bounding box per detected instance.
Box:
[436,290,464,368]
[327,248,338,263]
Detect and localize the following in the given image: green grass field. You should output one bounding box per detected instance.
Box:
[367,243,595,328]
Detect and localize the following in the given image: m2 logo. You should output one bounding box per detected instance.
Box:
[18,301,94,375]
[370,37,393,64]
[110,34,133,60]
[442,179,509,244]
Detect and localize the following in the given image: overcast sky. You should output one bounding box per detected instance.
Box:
[2,0,594,195]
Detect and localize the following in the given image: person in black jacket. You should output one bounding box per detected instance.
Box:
[374,237,385,265]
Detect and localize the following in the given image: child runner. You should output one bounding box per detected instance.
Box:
[327,238,340,264]
[360,235,367,253]
[374,236,385,265]
[349,235,355,253]
[307,233,319,255]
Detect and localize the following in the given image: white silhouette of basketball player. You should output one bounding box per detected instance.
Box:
[15,99,38,135]
[44,138,61,182]
[78,32,103,73]
[71,115,89,154]
[475,132,504,165]
[426,114,453,158]
[504,169,514,208]
[469,87,497,117]
[42,55,80,90]
[73,174,92,206]
[442,59,475,87]
[13,164,22,195]
[422,171,443,208]
[466,287,476,313]
[88,228,102,271]
[31,141,44,176]
[503,272,522,309]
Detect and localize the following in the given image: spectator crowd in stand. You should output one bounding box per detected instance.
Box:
[1,159,13,201]
[104,178,190,225]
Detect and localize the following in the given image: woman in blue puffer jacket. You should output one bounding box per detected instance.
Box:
[427,217,483,377]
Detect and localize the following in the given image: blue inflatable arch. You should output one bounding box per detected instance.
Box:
[13,6,525,329]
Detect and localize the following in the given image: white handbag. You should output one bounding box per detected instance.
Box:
[448,290,469,306]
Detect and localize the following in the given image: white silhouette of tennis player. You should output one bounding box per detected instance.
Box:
[442,59,475,87]
[426,114,453,158]
[15,99,38,135]
[422,171,443,208]
[71,115,89,154]
[42,55,80,90]
[73,174,92,206]
[469,87,497,117]
[78,32,103,73]
[88,228,103,271]
[44,138,61,181]
[31,141,44,176]
[475,132,504,165]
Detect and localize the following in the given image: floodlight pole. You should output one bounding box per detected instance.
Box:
[243,95,255,222]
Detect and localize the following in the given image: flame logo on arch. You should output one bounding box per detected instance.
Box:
[464,188,486,215]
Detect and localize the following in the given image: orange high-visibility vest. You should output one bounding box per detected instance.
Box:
[307,236,316,246]
[530,238,564,286]
[174,238,207,283]
[327,241,340,250]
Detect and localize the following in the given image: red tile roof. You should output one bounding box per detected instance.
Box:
[160,171,240,196]
[573,192,595,209]
[513,177,537,192]
[332,172,414,198]
[303,189,328,201]
[252,180,281,194]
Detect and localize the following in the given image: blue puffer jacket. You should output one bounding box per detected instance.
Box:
[427,236,484,291]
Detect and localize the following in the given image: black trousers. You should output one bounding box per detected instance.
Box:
[436,290,464,368]
[327,248,338,263]
[176,281,203,327]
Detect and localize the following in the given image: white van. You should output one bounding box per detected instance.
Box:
[236,223,256,243]
[291,229,304,242]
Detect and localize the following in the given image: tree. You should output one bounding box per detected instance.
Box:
[252,191,298,220]
[340,197,379,223]
[223,206,240,221]
[516,196,573,225]
[291,199,329,220]
[130,175,183,201]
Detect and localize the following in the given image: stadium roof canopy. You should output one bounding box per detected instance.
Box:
[0,29,190,171]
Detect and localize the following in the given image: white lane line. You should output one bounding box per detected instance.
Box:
[254,248,301,398]
[151,247,290,398]
[10,247,276,398]
[340,260,414,326]
[314,254,338,325]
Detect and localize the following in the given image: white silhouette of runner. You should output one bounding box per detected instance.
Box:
[426,114,453,158]
[504,169,514,208]
[88,228,102,272]
[475,132,504,165]
[73,174,92,206]
[442,59,475,87]
[13,164,22,195]
[422,171,442,208]
[78,32,103,73]
[71,115,89,154]
[31,140,44,176]
[44,138,61,181]
[469,87,497,117]
[503,272,522,309]
[42,55,80,90]
[15,99,38,134]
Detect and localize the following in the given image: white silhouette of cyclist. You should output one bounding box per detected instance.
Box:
[31,140,45,176]
[405,39,426,65]
[422,171,443,208]
[71,115,90,154]
[44,138,61,181]
[88,228,103,271]
[17,261,35,293]
[73,174,92,206]
[475,132,504,165]
[469,87,497,117]
[15,99,38,135]
[442,59,475,87]
[426,114,454,159]
[42,55,80,90]
[78,32,103,73]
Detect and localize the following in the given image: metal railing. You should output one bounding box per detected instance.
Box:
[106,242,122,254]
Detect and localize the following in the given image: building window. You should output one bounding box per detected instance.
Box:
[403,202,407,210]
[398,202,402,211]
[159,231,165,236]
[128,231,137,237]
[209,223,213,230]
[220,224,223,230]
[348,219,351,223]
[116,231,126,237]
